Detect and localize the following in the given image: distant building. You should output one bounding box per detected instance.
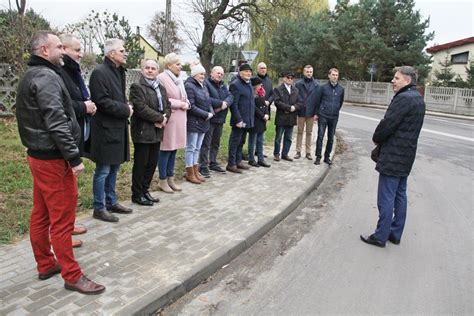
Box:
[427,37,474,82]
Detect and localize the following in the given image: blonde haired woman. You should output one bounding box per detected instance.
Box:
[156,53,189,192]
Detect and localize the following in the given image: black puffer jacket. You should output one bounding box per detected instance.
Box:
[373,84,425,177]
[16,55,82,167]
[129,75,172,143]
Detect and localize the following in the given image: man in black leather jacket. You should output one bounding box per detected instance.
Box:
[16,31,104,294]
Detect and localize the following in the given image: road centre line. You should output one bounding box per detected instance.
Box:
[340,111,474,142]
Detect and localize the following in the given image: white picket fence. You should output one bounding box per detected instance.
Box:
[318,79,474,116]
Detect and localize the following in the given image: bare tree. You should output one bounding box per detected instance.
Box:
[15,0,26,15]
[146,11,183,54]
[183,0,296,72]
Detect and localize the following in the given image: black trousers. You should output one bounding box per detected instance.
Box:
[131,142,160,199]
[199,122,224,168]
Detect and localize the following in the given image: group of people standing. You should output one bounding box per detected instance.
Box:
[14,30,349,295]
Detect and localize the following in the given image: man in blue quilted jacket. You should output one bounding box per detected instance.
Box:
[308,68,344,165]
[361,66,425,248]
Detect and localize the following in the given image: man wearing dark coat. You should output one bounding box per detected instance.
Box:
[308,67,344,166]
[129,59,172,206]
[256,62,274,105]
[273,71,302,162]
[360,66,425,248]
[294,65,319,160]
[59,34,97,248]
[226,63,255,173]
[199,66,233,176]
[89,38,134,223]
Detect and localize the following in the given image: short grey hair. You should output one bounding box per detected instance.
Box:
[257,62,267,69]
[30,30,55,55]
[141,59,159,69]
[395,66,417,85]
[59,33,79,47]
[164,53,181,68]
[104,38,125,56]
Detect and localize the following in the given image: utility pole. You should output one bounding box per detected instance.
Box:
[164,0,171,55]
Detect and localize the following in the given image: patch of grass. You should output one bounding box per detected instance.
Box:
[0,113,278,244]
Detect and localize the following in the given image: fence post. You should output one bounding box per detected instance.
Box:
[453,88,459,114]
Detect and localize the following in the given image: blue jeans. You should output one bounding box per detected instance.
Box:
[228,127,247,166]
[316,116,338,159]
[93,163,120,211]
[274,126,293,156]
[248,131,264,162]
[374,174,408,242]
[185,132,205,167]
[158,150,176,179]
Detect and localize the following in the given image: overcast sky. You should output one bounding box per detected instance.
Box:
[1,0,473,61]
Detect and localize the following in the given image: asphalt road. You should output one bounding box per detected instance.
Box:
[162,105,474,315]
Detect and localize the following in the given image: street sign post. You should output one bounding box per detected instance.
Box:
[241,50,259,65]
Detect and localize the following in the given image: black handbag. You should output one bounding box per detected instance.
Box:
[371,145,381,163]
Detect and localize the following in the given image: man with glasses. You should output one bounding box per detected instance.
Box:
[273,71,301,162]
[308,68,344,165]
[89,39,134,222]
[256,62,274,105]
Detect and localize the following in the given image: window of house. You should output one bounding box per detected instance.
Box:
[451,51,469,64]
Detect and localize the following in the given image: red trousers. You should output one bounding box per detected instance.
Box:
[27,156,82,283]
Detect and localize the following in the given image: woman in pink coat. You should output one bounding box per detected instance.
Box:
[156,53,189,192]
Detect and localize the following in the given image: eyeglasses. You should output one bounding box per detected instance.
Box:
[286,76,294,79]
[118,49,126,53]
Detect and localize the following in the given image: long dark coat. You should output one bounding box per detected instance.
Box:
[373,84,425,177]
[60,55,90,156]
[89,57,131,165]
[229,75,255,128]
[273,83,302,127]
[129,75,172,144]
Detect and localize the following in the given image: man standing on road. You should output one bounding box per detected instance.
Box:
[308,68,344,165]
[360,66,425,248]
[16,31,105,294]
[256,62,274,105]
[89,39,134,223]
[59,34,96,248]
[199,66,233,177]
[294,65,319,160]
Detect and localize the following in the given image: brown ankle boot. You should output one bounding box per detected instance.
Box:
[185,166,201,184]
[193,164,205,182]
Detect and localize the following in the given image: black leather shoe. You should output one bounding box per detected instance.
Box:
[258,160,271,168]
[210,164,226,173]
[248,160,260,167]
[132,196,153,206]
[106,203,133,214]
[314,158,321,165]
[144,192,160,203]
[282,155,293,162]
[93,209,119,222]
[324,158,332,165]
[388,234,400,245]
[360,234,385,248]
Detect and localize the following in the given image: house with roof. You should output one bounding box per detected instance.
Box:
[426,37,474,82]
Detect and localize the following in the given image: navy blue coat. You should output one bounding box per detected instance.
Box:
[229,75,255,128]
[295,77,319,117]
[204,77,233,124]
[373,84,425,177]
[185,77,213,134]
[308,82,344,119]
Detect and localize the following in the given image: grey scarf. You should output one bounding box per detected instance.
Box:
[145,78,164,111]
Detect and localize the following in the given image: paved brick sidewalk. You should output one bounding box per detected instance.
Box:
[0,142,331,315]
